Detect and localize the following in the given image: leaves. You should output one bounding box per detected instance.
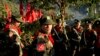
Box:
[0,0,100,34]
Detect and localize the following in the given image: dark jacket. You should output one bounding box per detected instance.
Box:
[81,29,97,48]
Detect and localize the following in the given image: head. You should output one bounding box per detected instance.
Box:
[39,16,55,34]
[93,20,100,31]
[55,19,64,32]
[56,19,62,26]
[74,19,81,28]
[11,15,23,26]
[84,20,92,30]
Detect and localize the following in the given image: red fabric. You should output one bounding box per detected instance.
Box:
[48,34,54,45]
[20,1,43,24]
[75,27,83,33]
[4,24,22,35]
[25,2,32,23]
[4,3,12,22]
[16,26,22,35]
[25,10,39,23]
[31,10,37,22]
[25,6,43,23]
[36,43,45,52]
[25,11,32,23]
[25,2,34,23]
[4,23,10,32]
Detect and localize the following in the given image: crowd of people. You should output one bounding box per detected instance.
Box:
[0,15,100,56]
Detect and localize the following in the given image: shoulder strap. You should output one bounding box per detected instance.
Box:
[10,29,21,39]
[53,28,62,42]
[73,28,80,36]
[10,29,23,56]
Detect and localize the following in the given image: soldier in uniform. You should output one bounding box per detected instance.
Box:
[4,15,23,35]
[31,16,55,56]
[4,15,24,56]
[68,19,83,56]
[52,19,69,56]
[93,20,100,56]
[80,20,97,56]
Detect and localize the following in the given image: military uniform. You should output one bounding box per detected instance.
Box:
[3,15,23,56]
[93,20,100,56]
[67,19,83,56]
[52,19,69,56]
[80,20,97,56]
[30,16,55,56]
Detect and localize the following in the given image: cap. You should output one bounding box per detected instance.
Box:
[56,19,62,23]
[11,15,23,23]
[74,19,80,24]
[84,20,92,24]
[94,20,100,26]
[39,16,56,25]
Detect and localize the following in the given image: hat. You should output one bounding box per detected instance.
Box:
[74,19,81,24]
[56,19,62,23]
[94,20,100,26]
[39,16,55,25]
[84,20,92,24]
[11,15,23,23]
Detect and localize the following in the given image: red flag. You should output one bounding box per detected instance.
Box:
[33,9,43,23]
[19,0,24,16]
[24,2,32,23]
[31,10,37,22]
[4,3,12,22]
[25,9,43,23]
[25,2,43,23]
[31,9,43,22]
[25,11,33,23]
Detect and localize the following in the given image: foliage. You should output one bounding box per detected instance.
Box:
[21,20,40,34]
[0,0,99,20]
[0,0,20,18]
[0,0,99,32]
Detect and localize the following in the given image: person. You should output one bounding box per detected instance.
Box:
[4,15,23,35]
[93,20,100,56]
[4,15,24,56]
[80,20,97,56]
[30,16,55,56]
[68,19,83,56]
[52,19,69,56]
